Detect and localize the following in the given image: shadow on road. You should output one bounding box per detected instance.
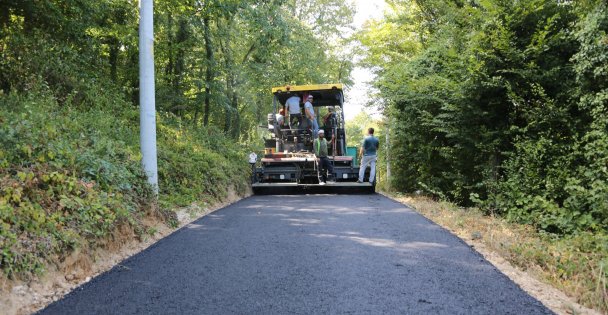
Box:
[40,194,551,315]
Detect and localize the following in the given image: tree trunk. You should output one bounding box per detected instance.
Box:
[223,74,233,134]
[165,13,174,82]
[109,37,119,82]
[130,51,139,105]
[219,18,239,137]
[0,3,9,29]
[231,91,239,138]
[203,16,213,127]
[173,18,188,115]
[194,65,204,125]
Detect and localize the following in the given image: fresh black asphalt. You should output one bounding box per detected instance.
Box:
[40,194,552,314]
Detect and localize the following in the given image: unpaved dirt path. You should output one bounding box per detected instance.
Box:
[40,194,552,314]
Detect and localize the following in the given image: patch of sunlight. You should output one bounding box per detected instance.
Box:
[299,207,327,212]
[312,233,338,239]
[284,218,322,226]
[309,233,448,251]
[245,204,266,209]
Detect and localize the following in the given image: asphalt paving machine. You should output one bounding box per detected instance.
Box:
[250,84,375,194]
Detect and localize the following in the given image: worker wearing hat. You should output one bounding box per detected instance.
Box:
[285,94,302,128]
[304,94,319,138]
[314,129,333,184]
[322,106,337,145]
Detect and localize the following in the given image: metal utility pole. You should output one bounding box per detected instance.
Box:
[385,119,391,188]
[139,0,158,193]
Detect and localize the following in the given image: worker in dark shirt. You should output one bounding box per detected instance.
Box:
[323,107,337,142]
[358,127,379,184]
[314,129,334,184]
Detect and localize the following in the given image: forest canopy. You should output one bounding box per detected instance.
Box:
[0,0,356,139]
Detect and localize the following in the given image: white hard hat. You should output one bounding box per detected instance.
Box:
[318,129,324,134]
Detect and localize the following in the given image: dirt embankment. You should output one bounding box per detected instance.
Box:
[1,187,248,315]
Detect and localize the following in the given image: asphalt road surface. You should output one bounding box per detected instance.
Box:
[41,194,552,314]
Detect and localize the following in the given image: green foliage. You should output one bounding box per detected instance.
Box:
[1,0,356,138]
[0,0,355,280]
[345,111,381,147]
[360,0,608,235]
[156,113,250,206]
[0,91,153,278]
[0,87,251,279]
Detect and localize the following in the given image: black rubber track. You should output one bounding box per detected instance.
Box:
[40,194,552,315]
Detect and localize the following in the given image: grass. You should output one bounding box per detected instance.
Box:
[385,192,608,314]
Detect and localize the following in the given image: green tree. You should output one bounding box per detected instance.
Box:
[358,0,607,233]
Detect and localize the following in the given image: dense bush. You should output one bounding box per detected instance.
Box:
[0,92,150,277]
[156,113,250,207]
[360,0,608,235]
[487,2,608,234]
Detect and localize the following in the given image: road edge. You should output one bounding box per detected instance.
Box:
[378,191,600,315]
[2,189,252,315]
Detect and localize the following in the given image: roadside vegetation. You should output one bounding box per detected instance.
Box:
[360,0,607,235]
[360,0,607,312]
[0,0,354,282]
[0,90,250,279]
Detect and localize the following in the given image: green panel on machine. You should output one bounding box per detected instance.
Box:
[346,146,358,167]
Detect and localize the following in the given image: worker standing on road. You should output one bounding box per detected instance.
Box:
[285,94,302,128]
[314,129,333,184]
[358,127,379,184]
[304,94,319,138]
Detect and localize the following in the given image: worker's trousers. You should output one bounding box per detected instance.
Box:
[318,156,334,182]
[308,118,319,138]
[358,154,377,183]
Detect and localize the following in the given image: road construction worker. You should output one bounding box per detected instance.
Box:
[304,94,319,138]
[285,95,302,128]
[358,127,379,184]
[322,107,337,148]
[314,129,333,184]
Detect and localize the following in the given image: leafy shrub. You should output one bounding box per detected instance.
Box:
[0,92,153,278]
[156,113,250,207]
[0,89,250,279]
[364,0,607,235]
